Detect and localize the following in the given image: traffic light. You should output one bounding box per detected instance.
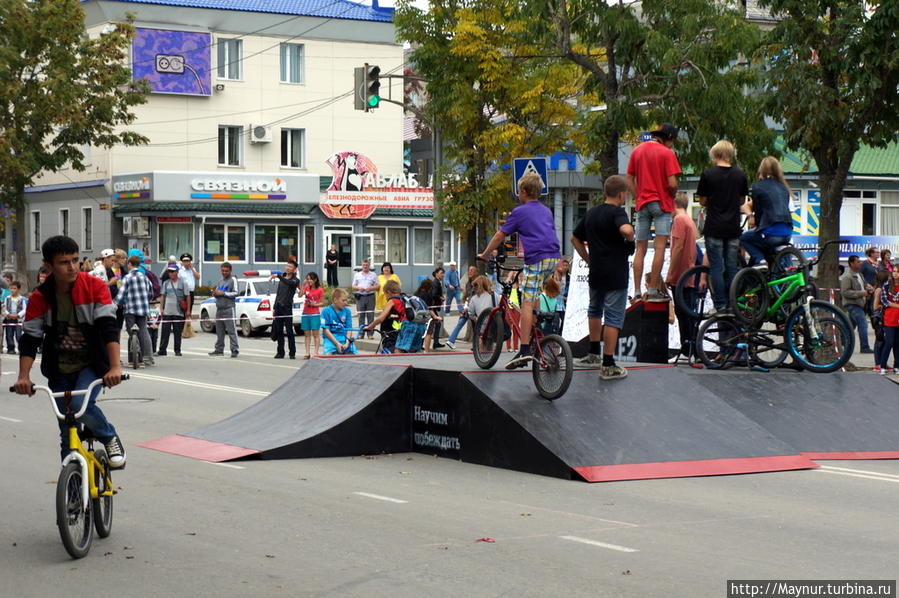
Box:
[364,63,380,111]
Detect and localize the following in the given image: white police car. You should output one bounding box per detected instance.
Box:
[198,271,304,336]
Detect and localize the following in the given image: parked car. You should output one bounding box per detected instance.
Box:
[199,272,304,336]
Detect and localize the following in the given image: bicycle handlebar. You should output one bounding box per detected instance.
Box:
[476,255,523,274]
[10,375,129,422]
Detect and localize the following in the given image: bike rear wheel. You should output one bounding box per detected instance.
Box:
[675,265,712,319]
[730,267,770,327]
[531,334,573,400]
[129,333,141,370]
[695,314,743,370]
[785,301,854,373]
[57,461,93,559]
[473,310,504,369]
[92,448,114,538]
[770,247,808,303]
[747,324,789,368]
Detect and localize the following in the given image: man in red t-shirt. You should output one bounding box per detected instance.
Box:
[626,123,682,302]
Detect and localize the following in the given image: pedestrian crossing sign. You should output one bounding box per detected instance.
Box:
[512,157,549,197]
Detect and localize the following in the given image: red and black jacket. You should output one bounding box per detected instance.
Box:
[20,273,120,383]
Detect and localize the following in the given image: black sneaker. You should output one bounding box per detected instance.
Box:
[505,353,534,370]
[230,351,239,358]
[105,436,126,469]
[157,350,167,356]
[174,351,182,356]
[208,351,224,356]
[274,354,285,359]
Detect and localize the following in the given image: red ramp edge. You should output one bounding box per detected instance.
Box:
[137,434,259,462]
[803,451,899,460]
[574,454,817,482]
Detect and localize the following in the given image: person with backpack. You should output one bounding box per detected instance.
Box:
[365,279,405,352]
[536,277,563,336]
[116,255,155,367]
[390,285,430,353]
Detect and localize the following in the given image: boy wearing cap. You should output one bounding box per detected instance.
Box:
[158,264,187,356]
[627,123,682,302]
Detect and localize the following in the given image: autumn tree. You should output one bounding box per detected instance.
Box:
[395,0,584,265]
[539,0,775,179]
[757,0,899,288]
[0,0,147,276]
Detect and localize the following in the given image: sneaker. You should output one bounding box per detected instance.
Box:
[174,351,182,356]
[208,351,224,356]
[575,353,603,367]
[879,368,888,375]
[157,350,167,356]
[893,368,899,375]
[505,353,535,370]
[600,364,628,381]
[645,288,669,303]
[445,341,456,350]
[873,366,881,373]
[274,353,285,359]
[433,343,446,349]
[231,351,239,358]
[105,436,126,469]
[143,358,155,367]
[860,348,874,354]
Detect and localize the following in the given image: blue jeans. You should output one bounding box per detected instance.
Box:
[881,326,899,369]
[705,237,741,308]
[51,367,117,460]
[844,304,871,351]
[448,312,471,344]
[444,288,462,314]
[740,229,791,266]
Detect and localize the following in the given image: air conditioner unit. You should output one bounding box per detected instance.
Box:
[122,217,133,235]
[249,124,272,144]
[135,216,150,238]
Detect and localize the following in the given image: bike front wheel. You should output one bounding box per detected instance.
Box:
[675,265,712,320]
[473,310,504,369]
[92,448,114,538]
[57,461,93,559]
[695,314,743,370]
[532,334,573,400]
[785,301,854,373]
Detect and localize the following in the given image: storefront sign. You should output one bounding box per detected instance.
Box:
[322,151,433,219]
[190,177,287,199]
[113,176,151,199]
[157,216,192,223]
[791,235,899,259]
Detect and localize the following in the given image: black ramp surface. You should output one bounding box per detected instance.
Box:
[186,359,411,459]
[690,371,899,456]
[460,367,805,479]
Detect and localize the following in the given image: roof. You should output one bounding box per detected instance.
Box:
[114,201,318,215]
[777,138,899,176]
[25,179,107,194]
[87,0,393,22]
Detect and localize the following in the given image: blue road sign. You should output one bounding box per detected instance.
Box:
[513,157,549,197]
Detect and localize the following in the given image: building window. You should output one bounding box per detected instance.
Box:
[31,211,40,252]
[204,224,247,262]
[216,38,242,80]
[279,43,304,84]
[413,228,433,265]
[881,191,899,235]
[303,226,315,264]
[280,128,305,168]
[218,125,242,166]
[368,227,408,265]
[158,222,193,262]
[59,208,69,237]
[254,225,300,263]
[82,207,93,252]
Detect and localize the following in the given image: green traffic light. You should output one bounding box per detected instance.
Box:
[368,95,380,108]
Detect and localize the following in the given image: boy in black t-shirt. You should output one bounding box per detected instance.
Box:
[571,175,635,380]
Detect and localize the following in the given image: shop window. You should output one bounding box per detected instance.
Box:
[218,125,242,166]
[31,211,40,252]
[368,227,407,265]
[881,192,899,235]
[59,208,69,237]
[413,228,433,265]
[280,128,305,168]
[303,226,315,264]
[158,223,193,262]
[82,207,93,252]
[279,43,304,84]
[217,38,242,80]
[862,203,876,236]
[204,224,247,262]
[254,225,299,263]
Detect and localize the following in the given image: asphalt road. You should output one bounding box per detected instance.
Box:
[1,330,897,598]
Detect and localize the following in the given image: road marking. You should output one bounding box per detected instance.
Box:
[818,469,899,484]
[819,465,899,479]
[0,416,22,423]
[353,491,408,504]
[559,535,639,553]
[126,372,269,397]
[205,461,245,470]
[495,500,639,527]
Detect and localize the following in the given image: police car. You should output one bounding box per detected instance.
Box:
[198,271,304,336]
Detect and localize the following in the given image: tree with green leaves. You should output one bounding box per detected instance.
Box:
[395,0,584,266]
[0,0,147,276]
[757,0,899,288]
[541,0,776,180]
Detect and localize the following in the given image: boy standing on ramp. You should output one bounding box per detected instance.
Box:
[480,172,561,370]
[570,175,635,380]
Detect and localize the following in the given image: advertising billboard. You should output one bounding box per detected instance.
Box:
[132,28,212,96]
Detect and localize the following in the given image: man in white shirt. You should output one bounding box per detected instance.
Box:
[178,253,201,317]
[351,259,379,338]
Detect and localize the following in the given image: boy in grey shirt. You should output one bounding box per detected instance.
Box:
[209,262,239,357]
